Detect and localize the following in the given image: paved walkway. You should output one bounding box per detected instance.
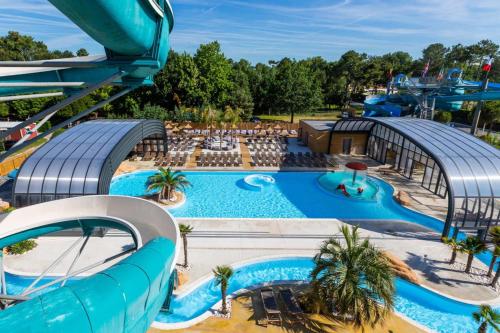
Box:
[176,218,498,303]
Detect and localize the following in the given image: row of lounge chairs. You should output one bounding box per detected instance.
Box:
[154,152,189,167]
[166,137,196,152]
[260,288,303,326]
[197,152,242,167]
[246,137,288,153]
[251,152,329,168]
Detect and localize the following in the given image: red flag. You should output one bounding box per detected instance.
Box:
[421,60,430,78]
[482,57,494,72]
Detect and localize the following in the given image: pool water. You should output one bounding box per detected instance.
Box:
[317,172,378,200]
[156,257,490,333]
[110,171,445,231]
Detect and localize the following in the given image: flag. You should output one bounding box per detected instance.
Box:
[482,56,494,72]
[421,60,430,78]
[437,68,444,80]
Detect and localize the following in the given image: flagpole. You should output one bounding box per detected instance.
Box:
[470,56,493,135]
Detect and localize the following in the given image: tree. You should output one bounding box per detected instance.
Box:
[434,111,452,123]
[459,236,487,274]
[273,58,323,122]
[228,59,254,119]
[421,43,449,74]
[133,103,168,121]
[310,225,395,328]
[473,305,500,333]
[201,106,218,143]
[147,167,191,202]
[488,227,500,277]
[332,51,367,109]
[213,265,234,315]
[0,31,51,61]
[442,237,460,265]
[76,48,89,57]
[179,224,193,268]
[0,103,9,118]
[194,42,233,108]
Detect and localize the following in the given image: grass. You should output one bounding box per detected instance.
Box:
[15,137,48,154]
[259,112,343,123]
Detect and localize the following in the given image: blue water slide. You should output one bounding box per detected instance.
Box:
[0,0,174,96]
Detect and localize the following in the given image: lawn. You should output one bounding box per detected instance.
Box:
[258,112,343,123]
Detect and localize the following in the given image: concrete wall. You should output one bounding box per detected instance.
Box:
[329,132,368,155]
[299,121,330,153]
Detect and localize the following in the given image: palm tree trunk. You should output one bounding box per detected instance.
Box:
[488,255,497,277]
[466,253,474,273]
[166,185,171,200]
[450,249,457,264]
[478,321,487,333]
[491,264,500,287]
[182,234,188,267]
[221,281,227,314]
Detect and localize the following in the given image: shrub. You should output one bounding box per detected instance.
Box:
[434,111,452,123]
[7,239,37,255]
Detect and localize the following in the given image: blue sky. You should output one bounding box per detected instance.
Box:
[1,0,499,63]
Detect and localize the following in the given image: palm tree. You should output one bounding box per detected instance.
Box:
[459,236,487,274]
[473,305,500,333]
[201,106,217,144]
[179,224,193,268]
[224,106,241,147]
[488,246,500,278]
[442,237,460,265]
[147,167,191,202]
[213,265,234,315]
[488,227,500,277]
[310,225,395,328]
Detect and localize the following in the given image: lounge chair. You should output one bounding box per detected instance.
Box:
[279,289,303,320]
[260,288,282,326]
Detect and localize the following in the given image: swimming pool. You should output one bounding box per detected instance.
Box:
[154,257,490,333]
[110,171,445,231]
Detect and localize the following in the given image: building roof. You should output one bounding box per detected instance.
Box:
[13,119,166,207]
[333,117,500,233]
[301,120,336,131]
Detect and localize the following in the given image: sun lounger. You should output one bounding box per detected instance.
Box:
[279,289,303,320]
[260,288,282,326]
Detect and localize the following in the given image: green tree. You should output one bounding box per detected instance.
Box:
[0,31,51,61]
[473,305,500,333]
[421,43,449,74]
[213,265,234,315]
[134,103,168,121]
[147,167,191,201]
[310,225,395,328]
[76,48,89,57]
[332,51,367,109]
[459,236,487,274]
[442,237,460,265]
[0,103,9,118]
[434,111,452,123]
[201,106,218,142]
[228,59,254,119]
[273,58,323,122]
[179,224,193,268]
[194,41,233,108]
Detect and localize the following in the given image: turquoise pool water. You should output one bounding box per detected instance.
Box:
[155,257,490,333]
[317,171,378,200]
[4,258,492,332]
[110,171,445,231]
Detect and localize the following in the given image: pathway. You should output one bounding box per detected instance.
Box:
[176,218,498,303]
[238,137,253,170]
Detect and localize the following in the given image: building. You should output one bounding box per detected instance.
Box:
[0,122,38,143]
[298,117,500,239]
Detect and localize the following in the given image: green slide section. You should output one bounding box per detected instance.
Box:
[0,0,174,96]
[0,237,176,333]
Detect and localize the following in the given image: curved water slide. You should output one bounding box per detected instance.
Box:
[0,0,174,160]
[0,196,180,332]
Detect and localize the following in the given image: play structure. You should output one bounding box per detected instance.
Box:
[364,68,500,119]
[317,166,378,201]
[0,0,174,161]
[0,1,177,332]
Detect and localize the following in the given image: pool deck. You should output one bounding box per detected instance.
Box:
[175,218,498,303]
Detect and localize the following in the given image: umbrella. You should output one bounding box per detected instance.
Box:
[183,123,193,130]
[254,124,262,130]
[345,162,368,185]
[273,124,282,131]
[280,129,289,136]
[258,129,267,136]
[165,123,173,130]
[172,126,180,132]
[231,124,238,129]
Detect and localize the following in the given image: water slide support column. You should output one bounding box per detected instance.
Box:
[471,78,489,135]
[0,249,5,295]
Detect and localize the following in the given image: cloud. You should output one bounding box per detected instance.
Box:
[1,0,499,63]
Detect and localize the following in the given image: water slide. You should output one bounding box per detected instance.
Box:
[364,68,500,117]
[0,196,179,332]
[0,0,174,96]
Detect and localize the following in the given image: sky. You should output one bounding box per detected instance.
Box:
[1,0,500,63]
